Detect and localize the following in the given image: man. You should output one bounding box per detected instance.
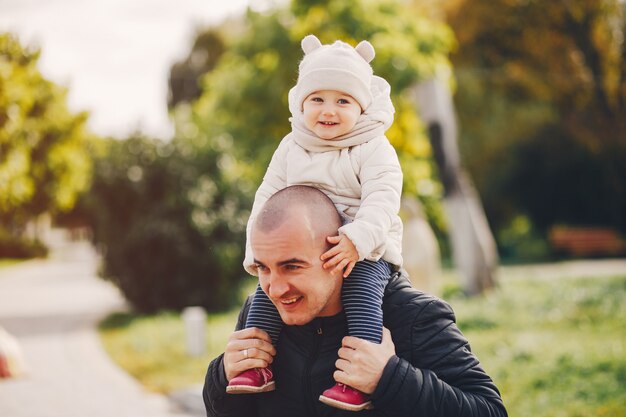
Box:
[203,185,507,416]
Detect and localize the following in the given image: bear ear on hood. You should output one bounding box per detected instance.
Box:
[301,34,322,54]
[355,40,375,63]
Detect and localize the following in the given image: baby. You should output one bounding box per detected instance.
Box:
[228,34,403,412]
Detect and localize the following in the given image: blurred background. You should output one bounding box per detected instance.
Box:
[1,0,625,416]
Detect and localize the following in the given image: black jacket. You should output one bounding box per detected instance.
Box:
[203,272,507,417]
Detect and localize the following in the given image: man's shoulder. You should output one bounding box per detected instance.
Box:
[383,272,460,360]
[236,294,255,330]
[383,272,455,324]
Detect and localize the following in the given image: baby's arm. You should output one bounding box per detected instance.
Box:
[321,235,359,277]
[339,137,403,261]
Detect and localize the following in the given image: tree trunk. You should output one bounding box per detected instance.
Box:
[410,76,499,295]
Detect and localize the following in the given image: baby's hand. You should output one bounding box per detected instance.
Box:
[321,235,359,278]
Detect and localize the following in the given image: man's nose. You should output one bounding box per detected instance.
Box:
[267,271,290,298]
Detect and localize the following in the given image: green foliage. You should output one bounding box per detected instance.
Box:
[503,124,626,233]
[81,136,251,314]
[168,29,226,108]
[446,0,626,246]
[0,33,92,234]
[0,227,47,258]
[174,0,455,232]
[496,215,551,263]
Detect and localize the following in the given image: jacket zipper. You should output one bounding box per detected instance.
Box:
[304,321,324,416]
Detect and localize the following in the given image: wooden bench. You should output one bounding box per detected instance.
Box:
[549,226,626,257]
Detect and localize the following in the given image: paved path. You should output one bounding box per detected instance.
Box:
[0,230,196,417]
[498,258,626,280]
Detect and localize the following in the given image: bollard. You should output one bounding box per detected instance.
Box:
[182,306,207,357]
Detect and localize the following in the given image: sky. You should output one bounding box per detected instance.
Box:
[0,0,262,139]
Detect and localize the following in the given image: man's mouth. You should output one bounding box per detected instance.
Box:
[281,296,300,305]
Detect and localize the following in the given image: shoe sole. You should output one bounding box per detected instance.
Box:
[319,395,372,411]
[226,381,276,394]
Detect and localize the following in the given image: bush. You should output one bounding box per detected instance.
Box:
[0,228,48,259]
[81,136,251,314]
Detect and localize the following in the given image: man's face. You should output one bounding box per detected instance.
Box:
[251,215,343,326]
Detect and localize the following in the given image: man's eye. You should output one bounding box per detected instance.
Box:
[255,264,268,273]
[285,264,300,271]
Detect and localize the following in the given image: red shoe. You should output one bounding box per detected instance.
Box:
[319,382,372,411]
[226,366,275,394]
[0,354,11,378]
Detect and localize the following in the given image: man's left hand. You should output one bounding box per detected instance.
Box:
[333,327,396,394]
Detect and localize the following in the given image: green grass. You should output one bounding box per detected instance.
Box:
[447,274,626,417]
[98,279,256,393]
[99,309,241,392]
[99,273,626,416]
[0,259,24,269]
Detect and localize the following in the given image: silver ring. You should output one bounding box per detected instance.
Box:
[243,348,248,359]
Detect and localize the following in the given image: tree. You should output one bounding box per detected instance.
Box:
[0,33,92,237]
[444,0,626,257]
[167,29,226,108]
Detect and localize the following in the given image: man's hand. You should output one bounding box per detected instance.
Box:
[223,327,276,381]
[333,327,395,394]
[321,235,359,277]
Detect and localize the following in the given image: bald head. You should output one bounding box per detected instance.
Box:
[254,185,342,242]
[251,186,345,322]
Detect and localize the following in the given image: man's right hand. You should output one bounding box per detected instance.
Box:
[224,327,276,381]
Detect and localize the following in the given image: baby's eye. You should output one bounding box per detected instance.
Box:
[338,98,350,104]
[310,97,323,102]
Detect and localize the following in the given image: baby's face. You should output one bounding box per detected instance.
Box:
[302,90,361,140]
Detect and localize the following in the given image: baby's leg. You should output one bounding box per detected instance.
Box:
[228,284,281,394]
[245,283,283,346]
[341,260,391,343]
[319,260,391,409]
